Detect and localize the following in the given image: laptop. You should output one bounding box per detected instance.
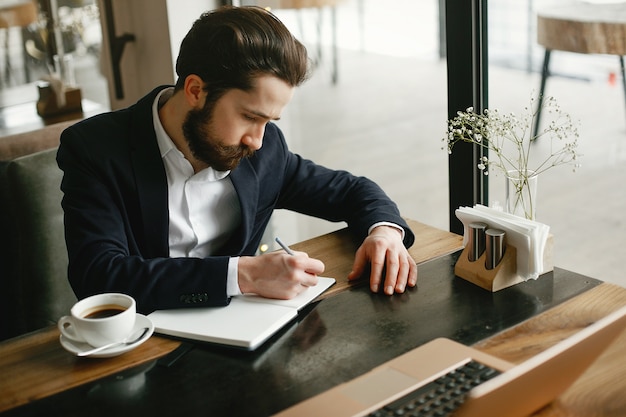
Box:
[274,305,626,417]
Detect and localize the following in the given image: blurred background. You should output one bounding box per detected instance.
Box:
[1,0,624,285]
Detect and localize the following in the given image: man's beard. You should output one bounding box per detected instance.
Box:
[182,102,255,172]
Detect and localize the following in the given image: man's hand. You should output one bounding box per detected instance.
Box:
[238,251,325,299]
[348,226,417,295]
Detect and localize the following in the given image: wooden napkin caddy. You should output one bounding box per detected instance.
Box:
[455,235,554,292]
[36,81,83,118]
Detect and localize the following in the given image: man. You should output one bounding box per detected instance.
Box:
[57,6,417,314]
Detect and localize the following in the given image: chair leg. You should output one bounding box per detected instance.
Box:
[316,9,323,66]
[533,49,552,140]
[3,29,12,86]
[21,27,32,84]
[331,6,338,84]
[619,55,626,122]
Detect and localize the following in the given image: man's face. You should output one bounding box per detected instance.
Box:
[182,75,294,171]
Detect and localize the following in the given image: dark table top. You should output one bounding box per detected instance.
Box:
[3,251,601,417]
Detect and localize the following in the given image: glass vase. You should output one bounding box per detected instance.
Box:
[505,170,538,220]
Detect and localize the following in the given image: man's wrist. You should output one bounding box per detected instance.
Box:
[368,222,405,240]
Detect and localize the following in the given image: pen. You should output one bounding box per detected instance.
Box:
[275,237,295,256]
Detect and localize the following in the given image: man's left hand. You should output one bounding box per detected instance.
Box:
[347,226,417,295]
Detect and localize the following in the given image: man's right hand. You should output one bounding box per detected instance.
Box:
[238,251,325,299]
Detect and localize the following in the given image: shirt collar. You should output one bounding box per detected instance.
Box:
[152,87,230,181]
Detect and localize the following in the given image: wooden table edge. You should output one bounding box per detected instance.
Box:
[472,282,626,416]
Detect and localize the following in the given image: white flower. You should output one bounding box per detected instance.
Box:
[443,94,581,179]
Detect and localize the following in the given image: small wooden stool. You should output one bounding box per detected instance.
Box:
[534,2,626,137]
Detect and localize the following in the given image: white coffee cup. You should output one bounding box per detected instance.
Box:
[58,293,136,348]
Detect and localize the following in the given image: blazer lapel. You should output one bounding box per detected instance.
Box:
[224,158,259,254]
[124,86,262,258]
[129,88,170,257]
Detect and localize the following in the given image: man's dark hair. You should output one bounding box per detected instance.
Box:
[175,6,309,104]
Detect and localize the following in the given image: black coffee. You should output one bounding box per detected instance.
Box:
[83,304,127,319]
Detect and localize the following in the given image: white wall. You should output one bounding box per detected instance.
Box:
[166,0,221,83]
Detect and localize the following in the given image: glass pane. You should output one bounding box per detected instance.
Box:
[267,0,449,244]
[0,0,109,135]
[487,0,625,285]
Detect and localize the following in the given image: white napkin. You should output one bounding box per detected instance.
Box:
[455,205,550,280]
[41,74,67,107]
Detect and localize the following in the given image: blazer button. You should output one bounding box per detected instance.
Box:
[180,293,208,304]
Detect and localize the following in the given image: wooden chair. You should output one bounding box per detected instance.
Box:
[0,121,78,341]
[0,148,76,341]
[534,1,626,137]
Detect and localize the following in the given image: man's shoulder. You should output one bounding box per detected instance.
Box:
[259,122,287,153]
[68,108,132,136]
[69,108,128,130]
[60,110,134,157]
[64,85,168,139]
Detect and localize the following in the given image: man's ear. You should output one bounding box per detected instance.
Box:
[183,74,206,108]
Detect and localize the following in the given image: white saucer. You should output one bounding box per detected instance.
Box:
[60,314,154,358]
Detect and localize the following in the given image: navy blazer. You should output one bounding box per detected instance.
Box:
[57,86,415,313]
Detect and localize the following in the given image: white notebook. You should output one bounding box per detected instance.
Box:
[148,277,335,350]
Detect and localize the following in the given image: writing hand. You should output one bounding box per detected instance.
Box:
[348,225,418,295]
[238,251,325,299]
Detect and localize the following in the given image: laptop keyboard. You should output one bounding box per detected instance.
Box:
[368,360,501,417]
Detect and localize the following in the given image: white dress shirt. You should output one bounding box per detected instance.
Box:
[152,88,242,296]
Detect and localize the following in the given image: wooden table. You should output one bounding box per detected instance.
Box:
[0,82,105,136]
[475,283,626,417]
[291,218,464,298]
[534,1,626,136]
[537,2,626,56]
[1,219,624,416]
[0,219,461,413]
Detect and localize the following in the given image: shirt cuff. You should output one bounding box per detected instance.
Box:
[368,222,405,241]
[227,257,242,297]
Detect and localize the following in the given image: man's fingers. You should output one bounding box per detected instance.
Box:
[382,256,399,295]
[348,246,367,281]
[368,253,386,293]
[408,259,418,287]
[300,272,320,288]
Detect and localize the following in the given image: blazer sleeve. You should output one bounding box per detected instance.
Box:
[267,125,415,248]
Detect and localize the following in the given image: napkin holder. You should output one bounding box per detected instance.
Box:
[455,244,520,291]
[36,81,83,118]
[454,235,554,292]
